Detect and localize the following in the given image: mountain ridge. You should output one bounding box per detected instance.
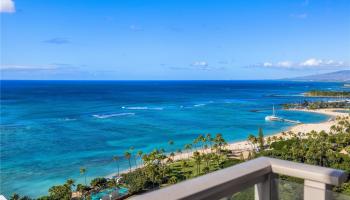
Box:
[284,70,350,82]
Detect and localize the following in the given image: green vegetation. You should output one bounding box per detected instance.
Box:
[305,90,350,97]
[259,116,350,195]
[120,134,240,195]
[283,100,350,110]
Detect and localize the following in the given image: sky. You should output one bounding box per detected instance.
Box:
[1,0,350,80]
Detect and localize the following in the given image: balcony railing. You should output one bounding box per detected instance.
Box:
[130,157,348,200]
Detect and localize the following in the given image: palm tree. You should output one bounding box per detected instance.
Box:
[170,152,175,161]
[129,146,137,166]
[124,151,132,172]
[203,153,210,168]
[258,128,265,150]
[65,179,75,191]
[184,144,192,159]
[272,135,278,142]
[206,133,213,149]
[113,156,120,176]
[137,150,143,167]
[197,134,205,152]
[193,138,199,150]
[193,151,202,175]
[266,137,272,146]
[176,148,182,154]
[80,167,87,186]
[10,193,20,200]
[214,133,225,153]
[247,134,256,149]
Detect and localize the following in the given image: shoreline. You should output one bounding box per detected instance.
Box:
[106,108,348,178]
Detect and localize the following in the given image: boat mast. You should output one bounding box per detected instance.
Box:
[273,105,275,116]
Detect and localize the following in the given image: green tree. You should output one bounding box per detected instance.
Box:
[125,151,132,172]
[122,168,147,193]
[214,133,226,153]
[168,176,178,184]
[247,134,257,150]
[137,150,143,167]
[258,128,265,150]
[206,133,213,149]
[80,167,87,186]
[193,151,202,175]
[169,152,175,161]
[90,177,107,189]
[10,193,20,200]
[113,155,120,176]
[48,179,75,200]
[184,144,192,159]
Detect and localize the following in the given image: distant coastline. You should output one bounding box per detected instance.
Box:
[106,108,348,179]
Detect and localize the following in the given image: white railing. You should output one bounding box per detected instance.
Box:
[130,157,348,200]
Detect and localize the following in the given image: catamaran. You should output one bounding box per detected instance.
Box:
[265,105,281,121]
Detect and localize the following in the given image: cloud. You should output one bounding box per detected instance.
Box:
[276,61,293,68]
[0,64,59,71]
[129,25,143,31]
[0,63,81,72]
[300,58,346,68]
[191,61,208,67]
[169,66,225,71]
[0,0,15,13]
[190,61,213,70]
[252,58,349,70]
[43,37,71,45]
[0,0,16,13]
[167,61,225,71]
[290,13,308,19]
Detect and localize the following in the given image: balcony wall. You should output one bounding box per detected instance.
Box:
[130,157,349,200]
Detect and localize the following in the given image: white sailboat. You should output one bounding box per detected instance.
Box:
[265,105,281,121]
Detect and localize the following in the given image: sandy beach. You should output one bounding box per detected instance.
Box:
[170,108,348,160]
[108,108,349,178]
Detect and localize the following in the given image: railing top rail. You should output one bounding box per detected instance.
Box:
[268,157,348,186]
[130,157,348,200]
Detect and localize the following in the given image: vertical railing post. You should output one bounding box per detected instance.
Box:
[304,180,332,200]
[255,173,279,200]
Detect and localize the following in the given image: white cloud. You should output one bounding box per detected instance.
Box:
[276,61,293,68]
[191,61,208,67]
[300,58,346,68]
[263,62,273,67]
[253,58,349,70]
[0,64,58,71]
[0,0,15,13]
[168,61,225,71]
[300,58,322,67]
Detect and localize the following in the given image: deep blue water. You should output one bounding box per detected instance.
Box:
[0,80,348,197]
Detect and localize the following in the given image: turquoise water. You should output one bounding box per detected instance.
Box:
[1,80,347,197]
[91,187,128,200]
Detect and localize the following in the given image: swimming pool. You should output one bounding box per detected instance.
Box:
[91,187,128,200]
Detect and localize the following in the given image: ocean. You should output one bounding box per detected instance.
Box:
[0,80,347,197]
